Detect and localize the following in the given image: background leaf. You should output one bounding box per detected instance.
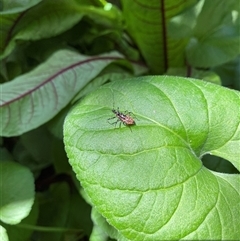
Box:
[0,50,126,136]
[64,76,240,240]
[0,0,84,59]
[214,56,240,90]
[90,207,128,241]
[0,226,8,241]
[0,0,42,14]
[121,0,197,73]
[1,200,39,241]
[186,0,240,67]
[0,161,35,225]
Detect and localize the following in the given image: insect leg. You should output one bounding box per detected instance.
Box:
[114,119,120,128]
[107,116,117,124]
[108,118,120,127]
[128,125,133,132]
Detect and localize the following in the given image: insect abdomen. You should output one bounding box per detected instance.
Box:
[119,115,135,125]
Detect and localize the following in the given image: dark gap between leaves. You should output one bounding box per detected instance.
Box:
[202,154,239,174]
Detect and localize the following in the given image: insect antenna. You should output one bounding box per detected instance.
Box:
[111,88,116,111]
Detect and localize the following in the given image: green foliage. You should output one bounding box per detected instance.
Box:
[64,76,240,240]
[1,50,126,136]
[122,0,198,73]
[186,0,240,67]
[0,0,239,240]
[0,161,34,225]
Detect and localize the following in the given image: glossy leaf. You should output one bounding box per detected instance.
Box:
[0,161,35,225]
[121,0,197,73]
[0,0,42,14]
[0,226,9,241]
[0,0,124,60]
[2,201,39,241]
[0,226,8,241]
[0,0,84,59]
[64,76,240,240]
[0,50,127,136]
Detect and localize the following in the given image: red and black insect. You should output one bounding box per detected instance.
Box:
[108,107,137,131]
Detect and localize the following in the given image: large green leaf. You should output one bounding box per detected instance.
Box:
[121,0,197,73]
[64,76,240,240]
[0,50,135,137]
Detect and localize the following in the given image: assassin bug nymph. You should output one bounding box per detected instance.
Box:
[107,91,138,131]
[107,107,138,132]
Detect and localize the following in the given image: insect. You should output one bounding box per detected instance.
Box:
[107,107,137,132]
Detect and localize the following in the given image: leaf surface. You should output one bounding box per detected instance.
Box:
[121,0,197,73]
[64,76,240,240]
[0,0,83,59]
[186,0,240,67]
[0,161,35,225]
[0,0,123,60]
[0,50,126,136]
[0,0,41,14]
[0,226,8,241]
